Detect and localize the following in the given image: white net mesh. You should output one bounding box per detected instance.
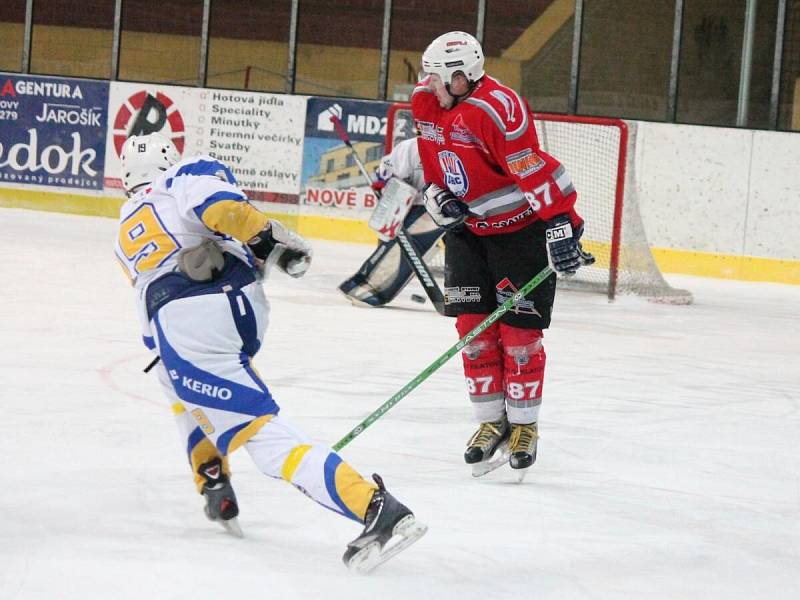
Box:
[534,116,692,303]
[387,106,691,303]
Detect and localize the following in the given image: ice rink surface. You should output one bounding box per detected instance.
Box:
[1,208,798,600]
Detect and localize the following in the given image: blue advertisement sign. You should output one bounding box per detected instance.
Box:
[301,97,390,214]
[0,73,109,190]
[304,97,390,143]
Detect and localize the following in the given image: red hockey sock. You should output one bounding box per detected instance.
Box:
[499,323,546,424]
[456,314,505,423]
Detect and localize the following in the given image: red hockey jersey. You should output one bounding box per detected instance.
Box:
[411,75,582,236]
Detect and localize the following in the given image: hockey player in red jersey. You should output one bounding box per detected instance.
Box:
[412,31,594,475]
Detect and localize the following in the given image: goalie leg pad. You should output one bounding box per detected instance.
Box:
[456,314,505,422]
[499,324,545,425]
[339,206,443,307]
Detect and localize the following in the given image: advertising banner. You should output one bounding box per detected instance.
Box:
[300,97,391,217]
[0,73,108,191]
[105,82,306,203]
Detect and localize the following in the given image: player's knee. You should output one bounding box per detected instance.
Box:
[500,324,544,366]
[457,314,499,361]
[244,416,312,479]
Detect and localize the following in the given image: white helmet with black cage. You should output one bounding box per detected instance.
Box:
[120,132,180,194]
[421,31,485,86]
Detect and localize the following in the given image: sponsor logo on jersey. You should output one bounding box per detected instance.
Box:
[506,148,544,178]
[181,375,233,400]
[112,90,185,157]
[472,205,535,230]
[444,286,481,304]
[490,90,517,123]
[496,278,541,316]
[450,114,486,151]
[417,120,445,144]
[437,150,469,197]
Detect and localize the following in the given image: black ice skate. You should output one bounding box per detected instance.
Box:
[466,418,511,478]
[198,458,243,538]
[342,474,427,574]
[508,422,539,482]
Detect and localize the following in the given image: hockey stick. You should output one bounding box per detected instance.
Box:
[329,114,446,314]
[332,265,554,451]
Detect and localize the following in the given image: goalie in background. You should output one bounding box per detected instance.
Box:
[339,136,443,307]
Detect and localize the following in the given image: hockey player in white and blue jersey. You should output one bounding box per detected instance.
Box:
[114,133,426,573]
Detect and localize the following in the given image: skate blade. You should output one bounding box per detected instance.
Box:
[471,443,511,478]
[347,515,428,574]
[513,467,531,483]
[219,517,244,538]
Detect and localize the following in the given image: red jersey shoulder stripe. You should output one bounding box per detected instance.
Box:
[464,84,530,141]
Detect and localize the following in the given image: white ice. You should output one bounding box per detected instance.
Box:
[1,208,798,600]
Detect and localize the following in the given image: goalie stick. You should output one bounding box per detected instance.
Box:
[329,114,445,314]
[333,265,554,451]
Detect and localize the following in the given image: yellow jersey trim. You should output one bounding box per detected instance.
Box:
[200,200,269,242]
[227,414,273,455]
[281,444,312,482]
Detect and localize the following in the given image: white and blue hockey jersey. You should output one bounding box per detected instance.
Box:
[114,154,270,348]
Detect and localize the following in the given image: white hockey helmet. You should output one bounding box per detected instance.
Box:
[120,132,180,193]
[421,31,485,85]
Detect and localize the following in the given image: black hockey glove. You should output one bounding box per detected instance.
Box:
[247,219,312,278]
[545,214,596,275]
[423,183,469,230]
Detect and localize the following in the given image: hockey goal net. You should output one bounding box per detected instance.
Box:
[386,104,692,304]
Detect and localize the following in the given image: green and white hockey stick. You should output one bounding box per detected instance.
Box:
[333,265,554,451]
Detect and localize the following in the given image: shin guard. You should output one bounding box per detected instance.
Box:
[456,314,505,422]
[499,323,545,425]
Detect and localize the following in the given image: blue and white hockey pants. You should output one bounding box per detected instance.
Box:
[148,267,375,522]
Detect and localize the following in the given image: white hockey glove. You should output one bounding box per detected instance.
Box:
[368,177,416,241]
[423,183,469,230]
[544,215,595,274]
[247,219,312,278]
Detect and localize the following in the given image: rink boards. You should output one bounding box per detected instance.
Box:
[0,71,798,284]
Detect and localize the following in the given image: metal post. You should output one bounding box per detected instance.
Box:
[736,0,758,127]
[568,0,585,114]
[286,0,299,94]
[110,0,123,80]
[21,0,33,73]
[769,0,788,129]
[198,0,211,87]
[378,0,392,100]
[667,0,684,122]
[476,0,486,45]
